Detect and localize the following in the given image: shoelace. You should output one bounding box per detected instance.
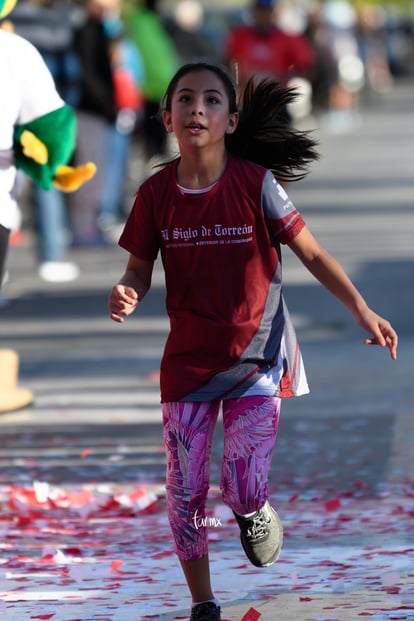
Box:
[246,512,271,540]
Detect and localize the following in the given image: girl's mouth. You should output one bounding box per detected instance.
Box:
[186,123,206,132]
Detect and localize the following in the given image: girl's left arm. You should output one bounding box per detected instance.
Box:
[288,226,398,360]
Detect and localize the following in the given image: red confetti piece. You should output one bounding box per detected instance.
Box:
[14,515,33,526]
[299,597,313,601]
[353,480,368,489]
[111,559,123,571]
[62,547,83,556]
[80,448,91,459]
[324,498,341,511]
[384,586,401,594]
[241,607,261,621]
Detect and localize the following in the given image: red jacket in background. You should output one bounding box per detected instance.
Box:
[225,25,314,86]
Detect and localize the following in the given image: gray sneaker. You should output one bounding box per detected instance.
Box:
[234,500,283,567]
[190,602,221,621]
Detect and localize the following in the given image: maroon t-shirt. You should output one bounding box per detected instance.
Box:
[119,155,307,402]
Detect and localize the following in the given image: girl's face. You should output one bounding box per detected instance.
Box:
[162,70,239,151]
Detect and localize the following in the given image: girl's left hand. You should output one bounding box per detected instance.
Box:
[357,308,398,360]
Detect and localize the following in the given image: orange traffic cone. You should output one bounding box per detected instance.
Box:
[0,349,33,413]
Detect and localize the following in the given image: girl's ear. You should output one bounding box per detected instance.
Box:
[162,110,173,133]
[225,112,239,135]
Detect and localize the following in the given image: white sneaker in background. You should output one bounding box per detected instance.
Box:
[38,261,80,283]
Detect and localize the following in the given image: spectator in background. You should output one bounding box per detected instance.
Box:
[305,1,339,117]
[68,0,117,246]
[319,0,364,133]
[7,0,81,282]
[0,0,94,413]
[356,4,393,97]
[124,0,178,160]
[98,13,146,243]
[224,0,314,89]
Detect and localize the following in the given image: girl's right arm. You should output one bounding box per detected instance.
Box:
[109,254,154,323]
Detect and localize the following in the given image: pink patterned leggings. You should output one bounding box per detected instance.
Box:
[162,395,281,561]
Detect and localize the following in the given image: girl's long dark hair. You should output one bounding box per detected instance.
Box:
[161,62,319,182]
[228,76,319,182]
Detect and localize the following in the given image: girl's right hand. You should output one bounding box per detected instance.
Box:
[109,285,139,323]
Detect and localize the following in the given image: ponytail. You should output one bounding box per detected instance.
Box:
[226,77,319,182]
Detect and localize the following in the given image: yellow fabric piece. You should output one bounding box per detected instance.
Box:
[53,162,97,193]
[20,129,48,165]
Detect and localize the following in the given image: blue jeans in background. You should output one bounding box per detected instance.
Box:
[99,123,132,225]
[33,185,69,262]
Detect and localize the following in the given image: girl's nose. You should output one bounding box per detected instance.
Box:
[191,98,204,115]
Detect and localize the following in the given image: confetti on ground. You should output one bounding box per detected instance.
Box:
[241,608,261,621]
[0,481,413,620]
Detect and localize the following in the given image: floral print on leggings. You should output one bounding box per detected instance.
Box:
[162,395,281,561]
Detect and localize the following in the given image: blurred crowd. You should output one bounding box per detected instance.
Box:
[1,0,413,283]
